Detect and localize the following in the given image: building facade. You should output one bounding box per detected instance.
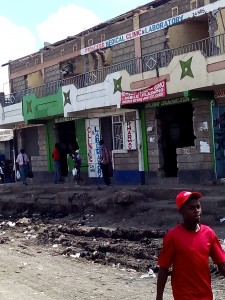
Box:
[1,0,225,184]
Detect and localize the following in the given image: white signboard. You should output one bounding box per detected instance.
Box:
[124,121,137,150]
[81,1,225,55]
[85,118,102,178]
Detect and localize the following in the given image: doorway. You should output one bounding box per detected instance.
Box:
[156,102,195,177]
[100,117,113,150]
[56,121,78,176]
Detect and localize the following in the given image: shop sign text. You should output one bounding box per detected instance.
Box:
[121,80,166,105]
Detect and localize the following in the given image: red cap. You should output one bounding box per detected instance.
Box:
[176,191,202,209]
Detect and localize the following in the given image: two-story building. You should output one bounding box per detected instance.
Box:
[1,0,225,184]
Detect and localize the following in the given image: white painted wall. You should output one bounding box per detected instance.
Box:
[62,72,123,117]
[0,103,24,128]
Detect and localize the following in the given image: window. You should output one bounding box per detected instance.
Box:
[35,58,39,65]
[172,6,179,17]
[101,34,105,42]
[61,49,65,56]
[88,39,93,46]
[190,0,198,10]
[112,115,124,150]
[73,44,78,52]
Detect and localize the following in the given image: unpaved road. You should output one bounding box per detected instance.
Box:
[0,241,170,300]
[0,222,223,300]
[0,184,224,299]
[0,241,224,300]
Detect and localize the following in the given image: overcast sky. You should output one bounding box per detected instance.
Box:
[0,0,152,92]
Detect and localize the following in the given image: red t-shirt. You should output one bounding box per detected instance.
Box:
[52,148,60,161]
[158,224,225,300]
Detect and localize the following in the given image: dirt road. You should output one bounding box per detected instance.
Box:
[0,240,172,300]
[0,241,224,300]
[0,220,223,300]
[0,185,224,299]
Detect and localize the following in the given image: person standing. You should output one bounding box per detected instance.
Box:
[72,149,82,185]
[100,139,111,186]
[156,190,225,300]
[52,143,62,184]
[16,148,29,185]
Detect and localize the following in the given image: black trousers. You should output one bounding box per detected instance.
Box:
[100,163,110,185]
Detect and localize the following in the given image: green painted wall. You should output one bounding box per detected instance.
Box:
[75,119,88,173]
[23,88,63,122]
[45,120,56,172]
[140,109,149,171]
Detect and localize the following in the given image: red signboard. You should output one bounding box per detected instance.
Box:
[121,80,166,105]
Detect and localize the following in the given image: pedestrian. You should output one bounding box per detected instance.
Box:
[156,190,225,300]
[72,149,82,185]
[100,139,111,186]
[52,143,62,184]
[16,148,29,185]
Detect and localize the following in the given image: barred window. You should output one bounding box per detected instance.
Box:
[112,115,124,150]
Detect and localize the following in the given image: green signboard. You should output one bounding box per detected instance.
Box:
[145,96,199,109]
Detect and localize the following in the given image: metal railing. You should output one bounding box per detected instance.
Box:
[2,33,225,107]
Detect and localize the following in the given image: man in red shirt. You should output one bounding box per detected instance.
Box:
[156,191,225,300]
[52,143,61,184]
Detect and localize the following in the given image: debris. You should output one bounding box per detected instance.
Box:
[219,217,225,223]
[70,253,80,258]
[140,268,156,279]
[6,221,16,227]
[17,218,31,226]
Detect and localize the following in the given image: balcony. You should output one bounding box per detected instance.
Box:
[2,33,225,108]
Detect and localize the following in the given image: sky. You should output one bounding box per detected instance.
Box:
[0,0,152,93]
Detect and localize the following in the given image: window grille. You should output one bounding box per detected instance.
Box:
[112,115,124,150]
[172,6,179,17]
[190,0,198,10]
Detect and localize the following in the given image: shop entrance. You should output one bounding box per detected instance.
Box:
[156,102,195,177]
[100,117,113,150]
[56,121,78,176]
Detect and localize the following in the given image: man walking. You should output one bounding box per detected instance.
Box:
[156,190,225,300]
[16,148,29,185]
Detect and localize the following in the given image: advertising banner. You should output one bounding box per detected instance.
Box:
[121,80,166,105]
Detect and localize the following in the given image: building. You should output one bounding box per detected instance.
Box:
[1,0,225,184]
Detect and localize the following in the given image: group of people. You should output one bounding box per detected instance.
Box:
[52,139,112,186]
[52,143,82,185]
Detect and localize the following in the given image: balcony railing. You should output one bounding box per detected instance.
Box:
[2,33,225,107]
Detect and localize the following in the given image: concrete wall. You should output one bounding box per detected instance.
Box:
[0,103,24,129]
[177,100,214,182]
[145,108,159,172]
[31,126,48,172]
[114,150,138,171]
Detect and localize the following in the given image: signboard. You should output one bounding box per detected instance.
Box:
[55,116,77,123]
[145,96,199,108]
[85,118,102,178]
[124,121,137,150]
[80,1,225,55]
[121,80,166,105]
[214,89,225,99]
